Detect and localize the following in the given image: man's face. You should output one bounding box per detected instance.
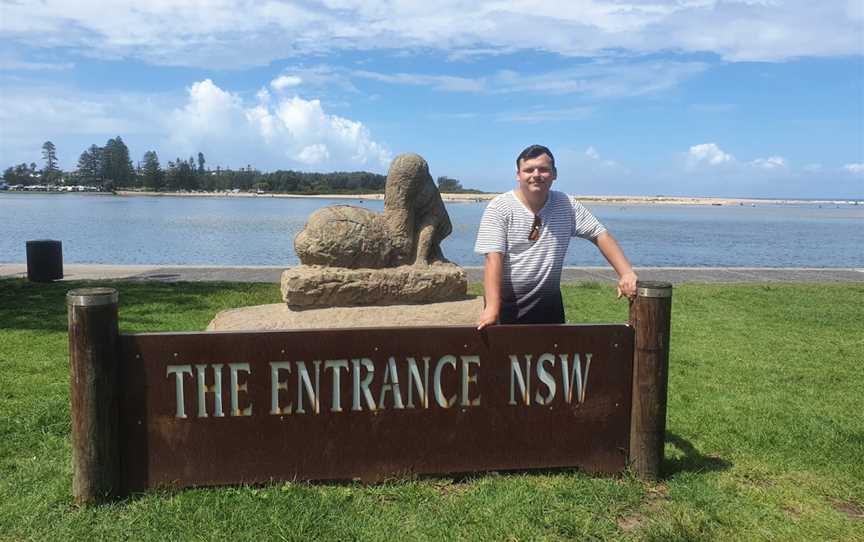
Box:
[516,153,556,197]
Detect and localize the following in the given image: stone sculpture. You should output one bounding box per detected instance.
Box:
[294,153,452,268]
[283,153,466,308]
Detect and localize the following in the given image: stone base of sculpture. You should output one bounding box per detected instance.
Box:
[207,296,483,331]
[281,263,467,308]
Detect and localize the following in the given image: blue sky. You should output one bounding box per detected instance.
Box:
[1,1,862,198]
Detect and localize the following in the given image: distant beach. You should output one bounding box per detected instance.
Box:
[115,190,860,206]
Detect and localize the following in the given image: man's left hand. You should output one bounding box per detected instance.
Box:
[617,271,638,300]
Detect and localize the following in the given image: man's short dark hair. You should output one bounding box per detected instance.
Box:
[516,144,555,170]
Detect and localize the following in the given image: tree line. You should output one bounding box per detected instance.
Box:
[3,139,480,194]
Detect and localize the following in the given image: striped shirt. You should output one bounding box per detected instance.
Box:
[474,190,606,321]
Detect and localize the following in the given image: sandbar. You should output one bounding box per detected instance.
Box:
[115,190,859,206]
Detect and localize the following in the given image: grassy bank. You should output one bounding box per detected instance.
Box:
[1,279,862,541]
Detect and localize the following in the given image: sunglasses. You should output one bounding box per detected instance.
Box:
[528,215,542,241]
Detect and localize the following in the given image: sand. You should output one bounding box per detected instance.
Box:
[115,190,858,206]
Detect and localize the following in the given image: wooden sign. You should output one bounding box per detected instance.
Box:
[67,282,672,503]
[118,325,634,491]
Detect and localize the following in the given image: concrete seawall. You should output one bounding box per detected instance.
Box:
[1,264,861,284]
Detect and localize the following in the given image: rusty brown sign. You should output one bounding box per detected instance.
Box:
[117,324,634,491]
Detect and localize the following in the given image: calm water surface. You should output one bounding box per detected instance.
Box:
[1,193,862,267]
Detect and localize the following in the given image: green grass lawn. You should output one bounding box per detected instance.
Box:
[1,279,862,541]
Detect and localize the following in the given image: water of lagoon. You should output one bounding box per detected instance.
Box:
[1,193,862,268]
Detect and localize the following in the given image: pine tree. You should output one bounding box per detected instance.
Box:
[76,145,102,185]
[101,136,135,187]
[141,151,164,190]
[41,141,59,183]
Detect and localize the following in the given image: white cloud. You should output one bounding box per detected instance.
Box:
[0,84,168,167]
[349,60,706,98]
[296,144,330,165]
[280,66,359,93]
[844,163,864,174]
[0,78,390,171]
[496,106,594,123]
[169,79,391,170]
[583,145,620,168]
[492,61,707,97]
[255,88,271,104]
[751,156,787,170]
[685,145,793,173]
[0,58,74,71]
[0,89,159,138]
[548,145,629,186]
[271,75,303,91]
[0,1,858,68]
[351,70,485,93]
[170,79,244,139]
[687,143,735,166]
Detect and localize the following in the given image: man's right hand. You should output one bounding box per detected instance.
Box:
[477,306,499,330]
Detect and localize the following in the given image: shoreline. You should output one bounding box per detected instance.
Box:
[113,190,861,206]
[1,263,861,284]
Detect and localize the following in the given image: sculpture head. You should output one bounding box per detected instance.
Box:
[387,153,433,187]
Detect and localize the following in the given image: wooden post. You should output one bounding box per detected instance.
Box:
[67,288,120,504]
[628,281,673,479]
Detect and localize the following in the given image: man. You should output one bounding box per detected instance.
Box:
[475,144,638,329]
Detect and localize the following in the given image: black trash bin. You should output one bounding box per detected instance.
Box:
[26,239,64,282]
